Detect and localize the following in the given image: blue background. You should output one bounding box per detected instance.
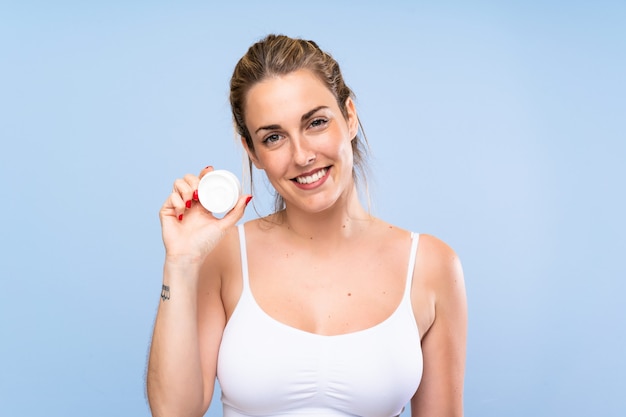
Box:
[1,1,624,416]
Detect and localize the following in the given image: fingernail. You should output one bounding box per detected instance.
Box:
[178,214,184,221]
[185,200,192,208]
[192,190,199,201]
[245,195,253,207]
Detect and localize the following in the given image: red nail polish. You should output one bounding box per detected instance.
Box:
[185,200,192,208]
[245,195,253,206]
[178,214,184,221]
[192,190,199,201]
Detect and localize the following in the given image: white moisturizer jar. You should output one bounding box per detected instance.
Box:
[197,170,242,214]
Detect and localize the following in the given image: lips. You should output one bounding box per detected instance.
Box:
[293,167,329,185]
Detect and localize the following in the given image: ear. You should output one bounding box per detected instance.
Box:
[344,97,359,139]
[241,136,264,169]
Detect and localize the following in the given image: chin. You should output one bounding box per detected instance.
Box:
[298,194,346,214]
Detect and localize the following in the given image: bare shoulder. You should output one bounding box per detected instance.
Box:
[415,234,464,294]
[410,234,466,339]
[200,224,242,286]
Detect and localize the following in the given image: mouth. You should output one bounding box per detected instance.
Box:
[292,167,330,185]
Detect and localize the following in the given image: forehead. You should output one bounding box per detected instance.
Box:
[244,69,338,127]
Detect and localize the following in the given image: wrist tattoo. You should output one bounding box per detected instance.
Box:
[161,284,170,301]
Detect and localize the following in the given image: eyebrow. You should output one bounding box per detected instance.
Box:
[254,106,329,135]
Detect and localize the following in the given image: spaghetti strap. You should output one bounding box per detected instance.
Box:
[237,224,250,292]
[403,232,420,302]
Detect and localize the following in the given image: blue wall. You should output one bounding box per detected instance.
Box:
[1,1,624,416]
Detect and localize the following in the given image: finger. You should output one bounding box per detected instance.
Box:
[219,194,253,230]
[182,173,200,206]
[198,165,214,180]
[159,191,186,221]
[173,177,195,210]
[169,191,186,220]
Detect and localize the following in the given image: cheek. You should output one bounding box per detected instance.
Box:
[256,151,289,175]
[343,145,354,171]
[337,135,354,162]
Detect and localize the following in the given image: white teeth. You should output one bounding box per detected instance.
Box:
[296,168,327,184]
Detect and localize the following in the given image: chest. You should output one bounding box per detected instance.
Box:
[243,241,409,336]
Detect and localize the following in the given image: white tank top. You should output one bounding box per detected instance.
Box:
[217,224,423,417]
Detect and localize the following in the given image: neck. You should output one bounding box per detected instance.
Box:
[277,185,372,244]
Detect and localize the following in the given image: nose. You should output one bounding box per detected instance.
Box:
[292,136,316,167]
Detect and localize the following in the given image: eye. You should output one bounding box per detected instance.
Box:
[309,118,329,129]
[263,133,282,144]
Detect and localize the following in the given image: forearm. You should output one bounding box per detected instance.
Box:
[147,262,207,417]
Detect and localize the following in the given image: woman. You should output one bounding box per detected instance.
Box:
[147,34,467,417]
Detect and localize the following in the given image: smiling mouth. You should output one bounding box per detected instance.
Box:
[292,167,329,184]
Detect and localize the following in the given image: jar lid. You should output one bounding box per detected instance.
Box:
[197,170,242,214]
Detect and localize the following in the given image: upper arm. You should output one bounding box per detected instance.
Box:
[196,228,238,412]
[411,235,467,416]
